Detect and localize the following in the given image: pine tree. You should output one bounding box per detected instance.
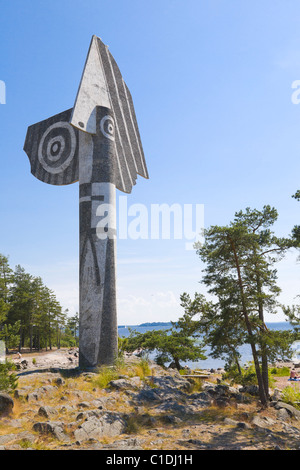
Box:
[0,255,13,326]
[195,206,292,407]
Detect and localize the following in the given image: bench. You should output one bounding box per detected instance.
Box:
[182,374,210,379]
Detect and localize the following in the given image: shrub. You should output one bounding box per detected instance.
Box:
[137,357,151,377]
[125,416,141,434]
[91,366,119,389]
[222,362,276,387]
[281,386,300,410]
[223,363,257,386]
[270,367,290,377]
[18,439,32,449]
[0,361,18,392]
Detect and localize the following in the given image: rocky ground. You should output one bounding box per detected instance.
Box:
[0,348,300,451]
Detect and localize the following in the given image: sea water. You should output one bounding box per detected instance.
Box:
[118,321,294,370]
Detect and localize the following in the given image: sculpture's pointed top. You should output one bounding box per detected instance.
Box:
[71,36,111,134]
[70,35,149,191]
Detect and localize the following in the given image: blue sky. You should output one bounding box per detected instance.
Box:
[1,0,300,324]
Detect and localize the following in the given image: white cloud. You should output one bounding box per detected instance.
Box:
[118,290,181,325]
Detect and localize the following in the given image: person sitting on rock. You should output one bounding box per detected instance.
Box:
[290,368,299,380]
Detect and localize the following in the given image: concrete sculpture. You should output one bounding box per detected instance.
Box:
[24,36,148,368]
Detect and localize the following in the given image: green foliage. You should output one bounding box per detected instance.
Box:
[263,329,297,362]
[138,356,151,377]
[65,313,79,346]
[223,363,257,386]
[179,292,245,372]
[91,356,152,389]
[0,321,21,350]
[18,439,33,449]
[193,205,295,406]
[270,366,290,377]
[122,324,206,370]
[222,362,276,388]
[118,336,128,358]
[92,366,119,389]
[0,360,18,392]
[125,416,141,434]
[0,255,74,352]
[281,386,300,410]
[282,305,300,330]
[0,255,13,325]
[292,190,300,201]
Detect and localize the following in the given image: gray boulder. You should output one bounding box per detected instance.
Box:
[136,388,162,403]
[108,378,141,391]
[14,387,31,400]
[0,393,14,416]
[52,377,65,387]
[274,401,300,420]
[74,412,126,443]
[0,433,18,445]
[239,385,259,396]
[76,409,102,421]
[38,406,58,419]
[27,385,58,402]
[224,417,239,426]
[33,421,69,442]
[277,408,290,421]
[252,415,276,429]
[151,375,192,392]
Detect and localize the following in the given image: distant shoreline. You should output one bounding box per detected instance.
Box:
[118,322,172,328]
[118,321,291,329]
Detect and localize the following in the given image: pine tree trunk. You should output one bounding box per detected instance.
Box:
[234,354,242,376]
[174,357,181,370]
[229,236,268,407]
[30,324,33,352]
[18,326,22,353]
[255,263,269,399]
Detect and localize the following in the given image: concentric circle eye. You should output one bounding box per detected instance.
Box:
[100,115,115,141]
[38,122,77,174]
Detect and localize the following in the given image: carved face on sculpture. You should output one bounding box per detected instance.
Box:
[100,115,115,141]
[24,109,80,186]
[38,122,77,175]
[24,36,148,193]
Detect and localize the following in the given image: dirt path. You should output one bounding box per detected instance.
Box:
[10,348,79,372]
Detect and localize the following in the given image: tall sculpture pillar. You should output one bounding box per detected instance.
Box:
[79,107,118,367]
[24,36,149,369]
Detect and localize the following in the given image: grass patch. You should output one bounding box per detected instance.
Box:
[125,416,141,434]
[118,358,152,380]
[186,378,204,394]
[270,367,290,377]
[91,366,120,389]
[195,406,237,424]
[31,440,52,450]
[91,358,153,389]
[134,358,152,378]
[18,438,33,449]
[125,412,155,434]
